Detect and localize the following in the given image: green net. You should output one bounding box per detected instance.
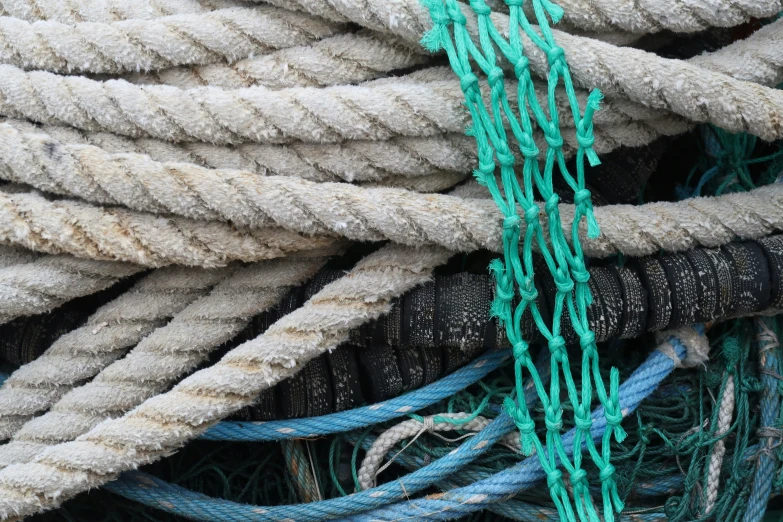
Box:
[419,0,624,520]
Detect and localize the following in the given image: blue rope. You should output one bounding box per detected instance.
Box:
[104,333,695,521]
[743,318,781,522]
[346,335,690,521]
[200,349,509,442]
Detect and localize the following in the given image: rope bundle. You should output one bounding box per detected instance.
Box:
[0,0,779,519]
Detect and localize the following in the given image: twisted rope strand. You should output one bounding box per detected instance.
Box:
[125,31,428,89]
[0,137,780,257]
[0,0,237,22]
[0,6,342,74]
[253,0,783,140]
[0,187,339,267]
[0,117,688,187]
[0,243,451,520]
[704,374,736,513]
[0,255,143,325]
[0,245,36,269]
[0,66,674,144]
[259,0,783,36]
[0,265,233,442]
[0,256,330,466]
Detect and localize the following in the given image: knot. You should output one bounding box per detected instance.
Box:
[571,259,590,284]
[503,214,521,230]
[544,129,563,150]
[524,205,539,225]
[545,406,563,431]
[580,331,597,358]
[574,188,592,206]
[570,468,588,489]
[477,156,495,175]
[513,56,529,79]
[576,119,595,149]
[604,403,623,427]
[549,336,566,363]
[519,278,538,301]
[553,269,574,294]
[460,73,479,97]
[544,194,560,215]
[519,140,539,159]
[505,0,523,6]
[599,464,616,483]
[446,2,467,24]
[546,469,565,494]
[512,341,530,361]
[469,0,491,15]
[429,9,450,25]
[495,282,514,301]
[488,67,504,88]
[496,150,515,168]
[547,46,565,66]
[574,404,593,431]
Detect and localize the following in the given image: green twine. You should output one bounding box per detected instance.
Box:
[419,0,624,520]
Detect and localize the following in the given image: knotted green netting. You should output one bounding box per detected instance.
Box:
[419,1,625,520]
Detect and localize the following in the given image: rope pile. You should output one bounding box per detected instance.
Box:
[0,0,779,520]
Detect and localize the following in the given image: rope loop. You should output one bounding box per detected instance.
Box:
[544,126,564,149]
[553,268,574,294]
[549,335,567,363]
[575,403,593,431]
[519,277,538,301]
[460,72,480,98]
[503,214,521,231]
[512,341,530,361]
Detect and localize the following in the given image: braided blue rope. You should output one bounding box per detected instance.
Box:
[346,333,692,521]
[200,349,508,442]
[743,318,781,522]
[104,331,697,521]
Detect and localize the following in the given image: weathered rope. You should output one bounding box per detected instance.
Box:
[0,118,688,187]
[743,318,781,522]
[253,0,783,140]
[0,67,676,144]
[1,146,780,258]
[0,246,35,269]
[0,256,330,467]
[0,0,236,22]
[0,187,338,267]
[0,265,235,443]
[124,31,428,89]
[703,373,736,513]
[0,255,143,324]
[0,243,450,519]
[0,5,342,74]
[259,0,783,35]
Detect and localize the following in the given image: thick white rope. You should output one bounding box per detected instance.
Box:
[0,67,675,144]
[0,265,233,441]
[357,413,520,490]
[0,118,688,187]
[1,136,779,258]
[0,121,688,198]
[0,5,341,74]
[0,243,451,519]
[0,0,237,22]
[251,0,783,140]
[260,0,783,35]
[0,187,339,267]
[704,374,736,514]
[124,31,428,89]
[0,256,143,325]
[0,256,330,465]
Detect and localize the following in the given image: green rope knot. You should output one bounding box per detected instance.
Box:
[504,396,537,455]
[580,331,597,359]
[513,56,530,79]
[553,268,575,294]
[545,406,564,431]
[445,2,467,24]
[469,0,492,15]
[519,277,538,301]
[544,125,564,150]
[460,72,481,98]
[544,193,560,216]
[548,335,567,363]
[606,368,628,442]
[512,341,530,362]
[546,468,568,498]
[504,0,523,6]
[546,45,565,67]
[523,205,540,225]
[599,463,625,514]
[575,403,593,431]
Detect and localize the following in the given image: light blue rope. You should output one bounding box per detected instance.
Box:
[743,318,781,522]
[346,334,690,521]
[200,349,509,442]
[104,332,696,521]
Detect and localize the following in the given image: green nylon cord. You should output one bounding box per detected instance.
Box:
[419,1,624,520]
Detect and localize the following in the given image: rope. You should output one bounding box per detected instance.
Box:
[0,5,342,74]
[1,144,780,258]
[0,67,676,144]
[0,256,330,467]
[743,318,782,522]
[0,243,450,519]
[0,187,339,267]
[0,246,36,269]
[103,329,696,521]
[260,0,783,35]
[200,349,509,441]
[255,0,783,140]
[0,255,143,324]
[282,440,322,503]
[0,0,235,22]
[0,118,689,187]
[703,373,736,513]
[0,265,235,443]
[125,31,428,89]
